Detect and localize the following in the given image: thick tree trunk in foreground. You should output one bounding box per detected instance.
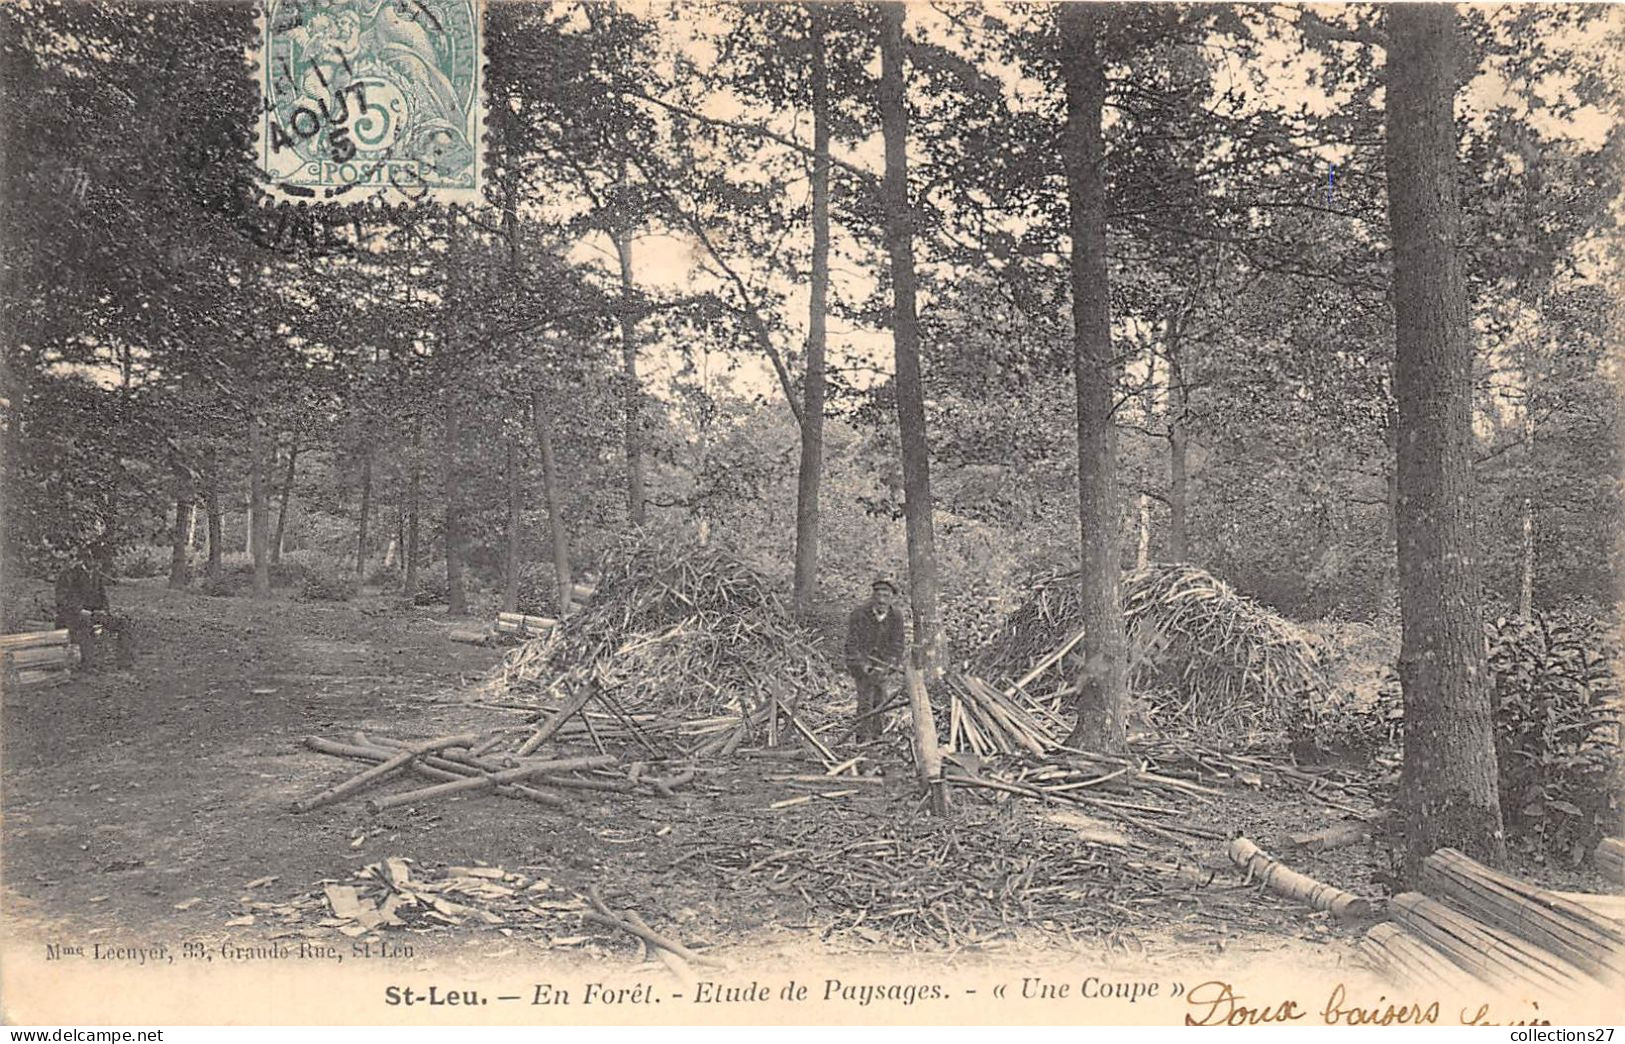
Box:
[1165,316,1190,562]
[614,228,647,527]
[248,410,270,596]
[443,395,467,615]
[1386,3,1506,880]
[878,1,944,673]
[503,434,521,614]
[532,393,573,617]
[168,457,193,588]
[272,440,297,564]
[792,9,831,617]
[356,449,372,578]
[1059,2,1129,752]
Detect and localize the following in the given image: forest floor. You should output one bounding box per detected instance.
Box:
[3,580,1614,985]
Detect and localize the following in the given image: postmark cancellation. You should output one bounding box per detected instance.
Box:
[255,0,485,202]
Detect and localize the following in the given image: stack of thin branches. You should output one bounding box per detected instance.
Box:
[977,563,1325,736]
[487,534,841,740]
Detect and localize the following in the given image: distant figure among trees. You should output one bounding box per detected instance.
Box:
[844,577,907,742]
[53,561,131,670]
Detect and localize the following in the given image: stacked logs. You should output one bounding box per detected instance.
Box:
[1595,837,1625,884]
[1,629,79,689]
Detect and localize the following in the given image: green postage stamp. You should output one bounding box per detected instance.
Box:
[257,0,484,201]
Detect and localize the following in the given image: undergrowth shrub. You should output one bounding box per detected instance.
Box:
[298,572,356,602]
[116,545,164,578]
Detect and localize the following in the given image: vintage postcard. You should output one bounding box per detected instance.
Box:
[1,0,1621,1030]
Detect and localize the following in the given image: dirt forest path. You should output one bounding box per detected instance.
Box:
[3,580,1366,979]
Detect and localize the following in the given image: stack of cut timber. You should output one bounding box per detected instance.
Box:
[1595,837,1625,884]
[942,673,1061,757]
[1358,848,1624,997]
[497,612,557,637]
[1,629,78,688]
[1420,848,1625,983]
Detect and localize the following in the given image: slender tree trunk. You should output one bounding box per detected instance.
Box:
[1386,3,1506,880]
[272,440,297,564]
[878,1,944,674]
[1136,495,1151,571]
[533,392,574,617]
[614,228,647,527]
[168,457,194,589]
[205,451,223,579]
[248,409,270,596]
[502,433,521,614]
[356,448,372,578]
[1166,316,1189,562]
[792,9,831,617]
[443,393,467,614]
[1518,404,1536,617]
[406,422,421,593]
[1059,2,1129,752]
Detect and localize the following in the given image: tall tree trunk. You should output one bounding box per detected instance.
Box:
[1166,315,1189,562]
[614,228,647,527]
[248,409,270,596]
[878,1,944,673]
[168,457,194,589]
[1518,403,1536,617]
[533,392,574,617]
[205,451,223,579]
[356,448,372,578]
[502,433,521,614]
[792,9,831,617]
[1059,2,1129,752]
[272,440,297,564]
[1136,494,1151,571]
[443,393,467,615]
[406,422,421,593]
[1386,3,1506,880]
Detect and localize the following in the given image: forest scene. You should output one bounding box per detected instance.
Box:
[1,0,1621,1025]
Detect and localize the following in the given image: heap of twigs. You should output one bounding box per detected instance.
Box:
[488,534,841,748]
[978,563,1324,734]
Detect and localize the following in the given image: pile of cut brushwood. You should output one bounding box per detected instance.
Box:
[977,562,1325,737]
[487,534,843,758]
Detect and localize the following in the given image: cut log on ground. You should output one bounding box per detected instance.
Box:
[1289,819,1372,852]
[0,629,69,649]
[448,628,493,645]
[1227,837,1376,921]
[292,733,480,812]
[517,684,600,756]
[497,612,557,636]
[304,736,565,808]
[1419,847,1624,983]
[364,754,614,812]
[1389,892,1592,999]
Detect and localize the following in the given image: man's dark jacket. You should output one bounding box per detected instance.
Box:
[845,604,906,675]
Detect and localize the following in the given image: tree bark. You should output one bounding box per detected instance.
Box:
[443,393,467,615]
[533,392,574,617]
[878,1,944,674]
[205,451,223,579]
[356,447,372,578]
[1166,314,1190,562]
[1386,3,1507,880]
[792,8,831,617]
[248,409,270,596]
[614,228,647,527]
[1059,2,1129,752]
[1518,403,1536,617]
[168,456,193,589]
[272,439,297,564]
[406,422,421,593]
[503,432,521,614]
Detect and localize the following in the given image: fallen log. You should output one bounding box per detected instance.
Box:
[364,754,616,813]
[1289,819,1372,852]
[448,628,492,645]
[305,736,564,808]
[1420,847,1624,983]
[584,886,712,967]
[7,644,79,670]
[1390,892,1591,998]
[292,733,480,812]
[1228,837,1376,922]
[516,684,600,756]
[0,629,69,649]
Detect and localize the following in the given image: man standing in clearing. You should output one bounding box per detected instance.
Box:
[845,577,907,742]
